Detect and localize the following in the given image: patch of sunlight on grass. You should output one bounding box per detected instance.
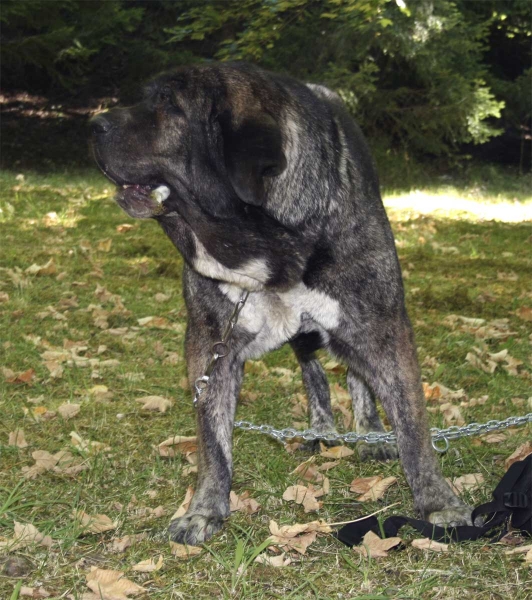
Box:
[383,190,532,223]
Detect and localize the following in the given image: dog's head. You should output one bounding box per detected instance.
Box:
[90,64,287,219]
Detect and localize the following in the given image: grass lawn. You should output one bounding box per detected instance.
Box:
[0,165,531,599]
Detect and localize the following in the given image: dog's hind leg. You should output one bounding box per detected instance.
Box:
[347,370,398,461]
[340,319,472,526]
[290,333,337,450]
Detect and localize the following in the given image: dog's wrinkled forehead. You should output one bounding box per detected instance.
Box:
[143,67,227,110]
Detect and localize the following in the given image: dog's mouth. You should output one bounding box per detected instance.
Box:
[115,182,173,219]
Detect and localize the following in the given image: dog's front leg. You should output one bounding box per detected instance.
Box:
[168,325,244,545]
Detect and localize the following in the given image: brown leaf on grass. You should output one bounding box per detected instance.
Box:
[282,485,322,513]
[254,552,292,567]
[157,435,197,458]
[44,360,64,379]
[482,433,507,444]
[318,460,340,472]
[516,306,532,322]
[505,442,532,470]
[268,519,331,554]
[353,530,402,558]
[86,567,145,599]
[5,368,35,385]
[116,223,134,233]
[137,316,174,330]
[0,291,10,303]
[230,490,261,514]
[57,403,80,420]
[97,239,113,252]
[423,382,466,403]
[171,486,194,520]
[0,521,53,550]
[526,547,532,564]
[319,444,354,459]
[71,431,110,454]
[110,533,147,553]
[20,586,51,598]
[504,544,532,556]
[497,271,518,281]
[356,477,397,502]
[88,384,114,401]
[135,395,173,413]
[25,259,56,276]
[446,473,484,495]
[8,428,28,448]
[74,510,116,534]
[169,541,202,558]
[22,449,86,479]
[411,538,449,552]
[284,441,303,454]
[291,457,324,483]
[440,403,465,426]
[349,476,383,495]
[132,555,163,572]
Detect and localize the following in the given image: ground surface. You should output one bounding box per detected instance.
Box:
[0,165,531,599]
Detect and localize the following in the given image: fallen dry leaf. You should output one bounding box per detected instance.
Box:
[526,547,532,564]
[86,567,145,599]
[229,490,261,514]
[22,449,86,479]
[350,476,382,494]
[254,552,292,567]
[116,223,134,233]
[319,444,354,459]
[74,510,117,534]
[8,428,28,448]
[132,555,163,572]
[171,486,194,520]
[353,530,402,558]
[268,519,331,555]
[169,541,202,558]
[110,533,147,553]
[20,586,51,598]
[505,442,532,470]
[282,485,322,513]
[516,306,532,322]
[25,258,56,276]
[57,403,80,420]
[357,477,397,502]
[97,238,113,252]
[0,521,53,551]
[411,538,449,552]
[440,403,465,426]
[5,368,35,385]
[447,473,484,494]
[504,544,532,556]
[291,457,323,483]
[135,395,173,413]
[158,435,197,458]
[317,460,340,472]
[70,431,110,454]
[482,433,508,444]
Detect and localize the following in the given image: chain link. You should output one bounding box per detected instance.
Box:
[193,290,249,406]
[192,293,532,452]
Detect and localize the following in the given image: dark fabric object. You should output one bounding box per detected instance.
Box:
[336,455,532,547]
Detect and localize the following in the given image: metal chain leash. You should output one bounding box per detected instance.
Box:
[234,414,532,453]
[193,293,532,452]
[193,290,250,406]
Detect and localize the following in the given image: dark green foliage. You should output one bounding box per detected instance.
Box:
[1,0,530,161]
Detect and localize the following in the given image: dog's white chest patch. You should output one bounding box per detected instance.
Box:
[220,283,340,359]
[192,235,268,290]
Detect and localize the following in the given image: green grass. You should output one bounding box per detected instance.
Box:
[0,166,531,599]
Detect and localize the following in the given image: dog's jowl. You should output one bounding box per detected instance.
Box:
[91,62,472,544]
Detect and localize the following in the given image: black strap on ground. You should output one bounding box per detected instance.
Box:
[336,455,531,547]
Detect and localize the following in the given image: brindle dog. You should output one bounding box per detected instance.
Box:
[90,62,472,545]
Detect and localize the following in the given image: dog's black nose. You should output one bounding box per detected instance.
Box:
[90,114,113,136]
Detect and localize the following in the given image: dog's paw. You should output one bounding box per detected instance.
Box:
[358,442,398,462]
[428,506,473,528]
[167,513,225,545]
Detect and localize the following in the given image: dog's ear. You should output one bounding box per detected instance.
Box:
[220,112,287,206]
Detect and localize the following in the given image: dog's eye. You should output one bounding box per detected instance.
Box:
[158,87,172,103]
